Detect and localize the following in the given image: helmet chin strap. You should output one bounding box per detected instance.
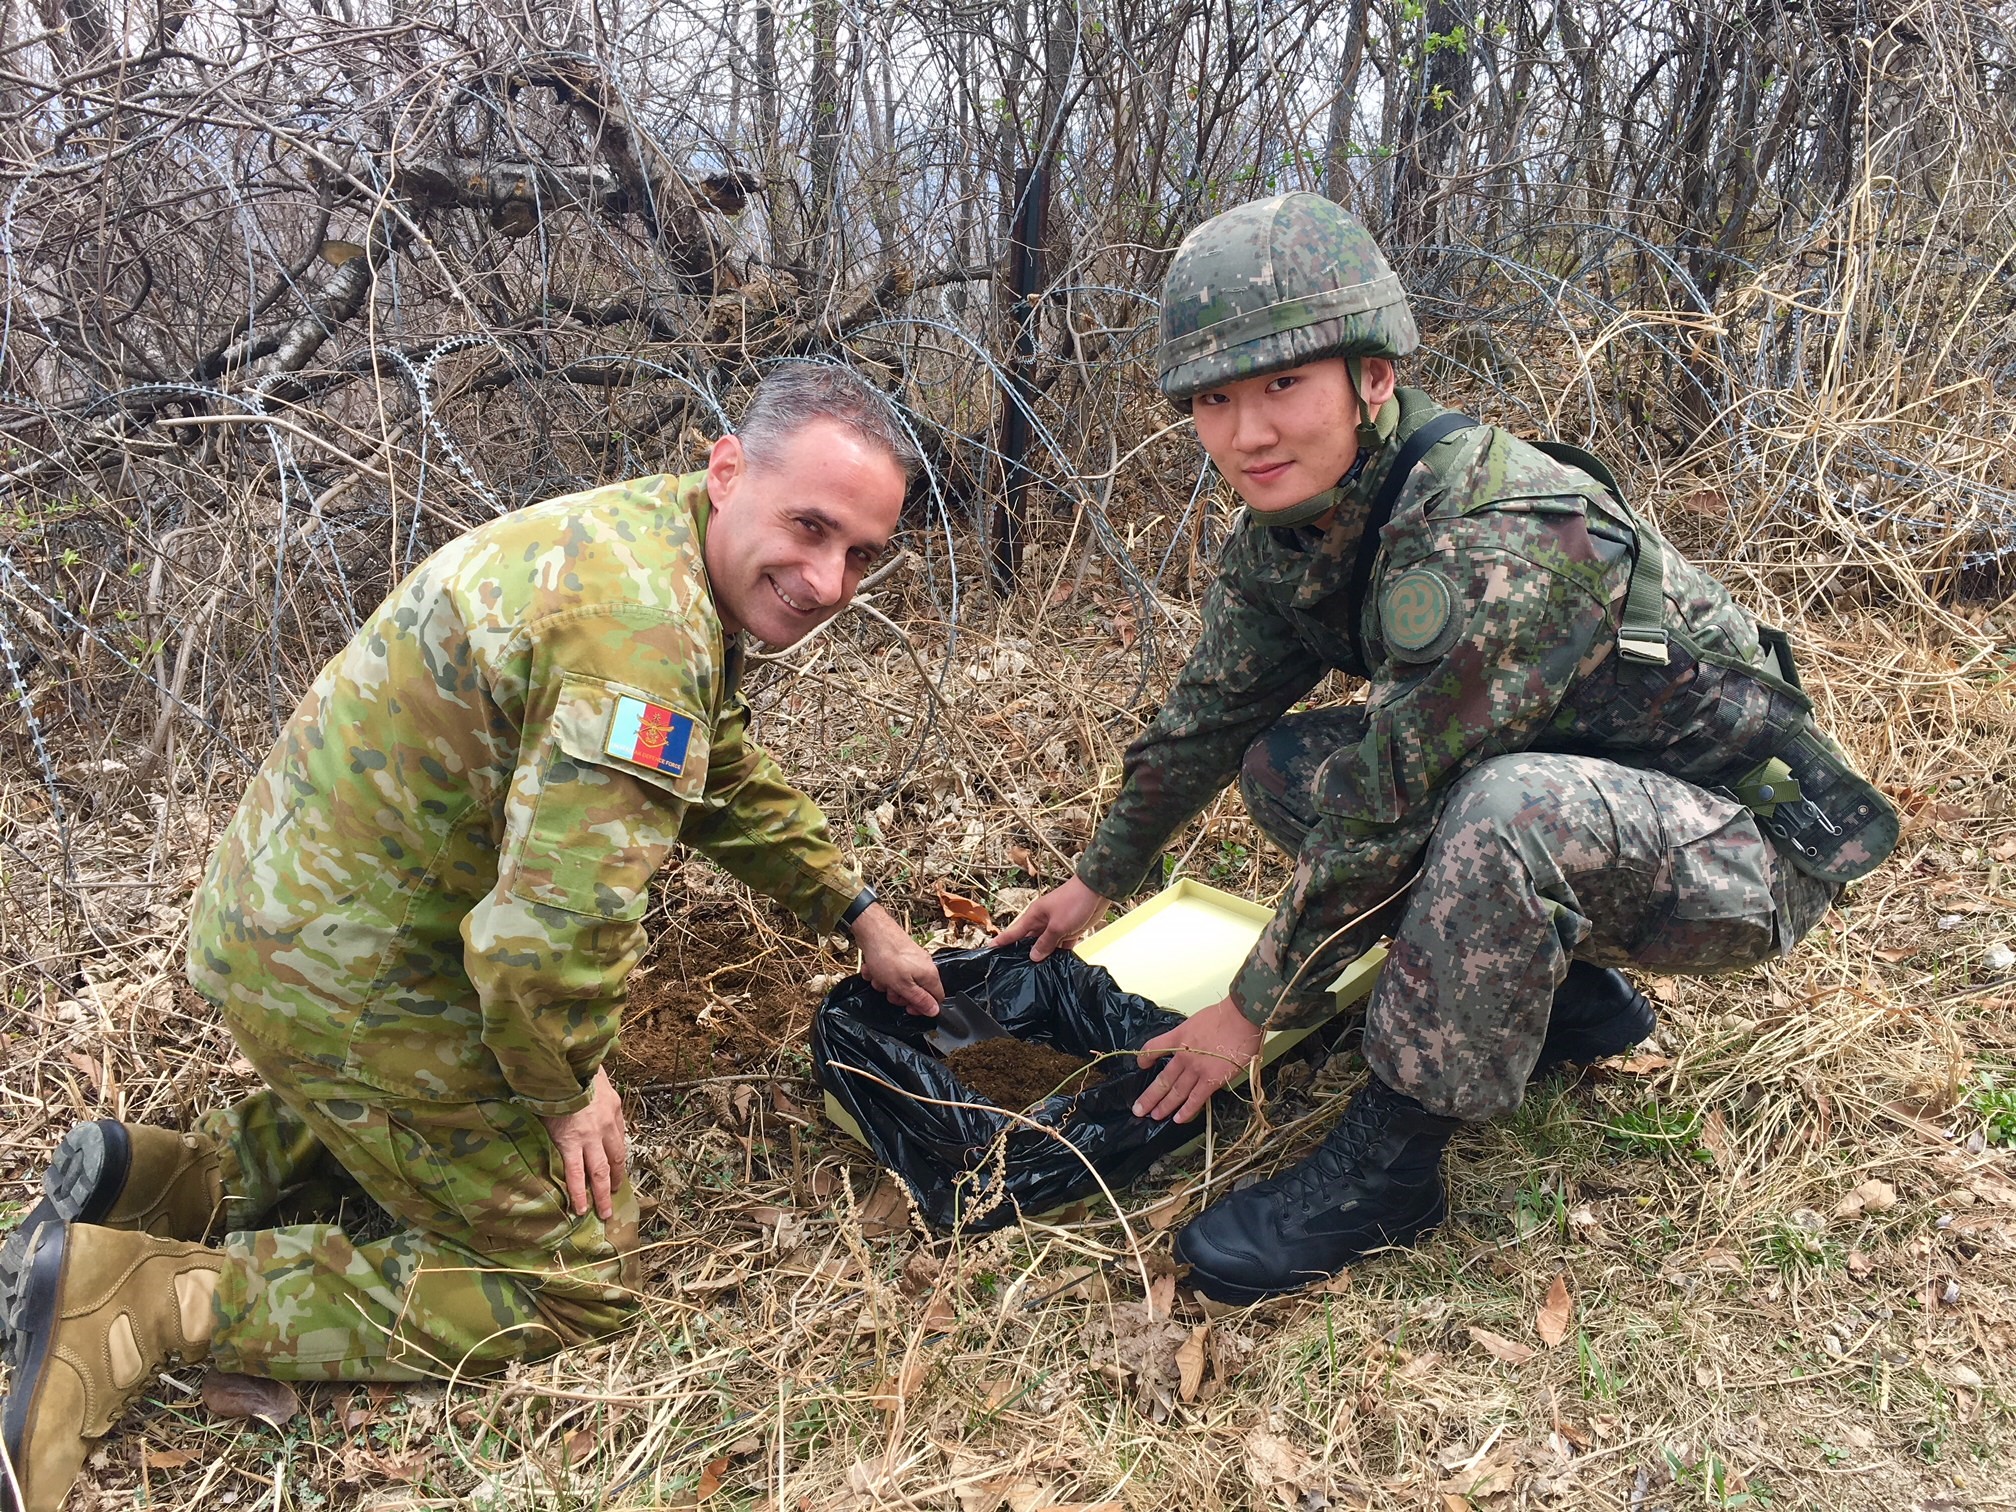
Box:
[1253,486,1343,530]
[1347,355,1383,453]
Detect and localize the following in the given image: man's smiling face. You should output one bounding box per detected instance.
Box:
[702,418,904,647]
[1188,356,1395,515]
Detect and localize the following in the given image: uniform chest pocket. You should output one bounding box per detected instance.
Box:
[507,676,709,919]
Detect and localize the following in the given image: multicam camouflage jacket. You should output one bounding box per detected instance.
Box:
[189,472,861,1114]
[1077,387,1831,1020]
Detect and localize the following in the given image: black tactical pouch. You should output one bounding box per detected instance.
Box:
[1741,725,1899,884]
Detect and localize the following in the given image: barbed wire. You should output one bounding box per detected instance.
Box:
[1,0,2012,950]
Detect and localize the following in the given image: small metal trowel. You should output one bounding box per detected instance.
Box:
[924,990,1012,1054]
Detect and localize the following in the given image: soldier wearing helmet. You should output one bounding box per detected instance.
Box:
[996,193,1893,1303]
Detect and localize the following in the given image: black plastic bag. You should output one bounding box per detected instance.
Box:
[811,941,1196,1232]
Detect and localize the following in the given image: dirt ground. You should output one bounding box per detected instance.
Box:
[610,905,825,1087]
[2,566,2013,1512]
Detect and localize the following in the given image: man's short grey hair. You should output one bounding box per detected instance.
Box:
[737,362,923,480]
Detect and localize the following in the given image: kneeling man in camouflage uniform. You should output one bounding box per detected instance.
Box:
[1,363,945,1511]
[997,194,1895,1304]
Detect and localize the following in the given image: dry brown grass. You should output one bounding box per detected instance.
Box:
[6,197,2016,1510]
[4,487,2015,1511]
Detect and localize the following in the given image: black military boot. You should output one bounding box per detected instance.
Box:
[1532,961,1657,1080]
[1174,1076,1461,1303]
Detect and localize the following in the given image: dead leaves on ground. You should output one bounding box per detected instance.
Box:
[1092,1302,1252,1418]
[871,1349,936,1414]
[1609,1051,1675,1076]
[1174,1323,1209,1401]
[1144,1268,1176,1321]
[201,1370,300,1427]
[935,884,995,932]
[692,1455,730,1501]
[1242,1426,1331,1508]
[1466,1325,1538,1366]
[947,1450,1123,1512]
[1835,1177,1899,1219]
[1141,1191,1189,1231]
[857,1177,910,1237]
[1535,1273,1574,1348]
[1238,1421,1382,1508]
[1438,1437,1520,1502]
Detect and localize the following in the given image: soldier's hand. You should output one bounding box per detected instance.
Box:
[1132,996,1264,1125]
[542,1067,629,1221]
[989,875,1109,962]
[851,903,946,1016]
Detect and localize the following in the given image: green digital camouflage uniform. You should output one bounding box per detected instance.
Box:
[184,470,861,1378]
[1077,389,1872,1121]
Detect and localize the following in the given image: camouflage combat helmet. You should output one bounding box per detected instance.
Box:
[1157,192,1418,448]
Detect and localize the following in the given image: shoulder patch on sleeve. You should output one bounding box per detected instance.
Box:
[1381,568,1457,661]
[605,695,695,777]
[549,675,709,800]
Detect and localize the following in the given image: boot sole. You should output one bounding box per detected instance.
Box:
[0,1222,70,1512]
[0,1122,129,1368]
[1179,1184,1449,1306]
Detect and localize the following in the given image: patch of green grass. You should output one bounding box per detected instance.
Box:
[1601,1098,1709,1163]
[1501,1076,1598,1159]
[1965,1068,2016,1148]
[1666,1447,1774,1508]
[1764,1210,1842,1276]
[1510,1177,1568,1240]
[1576,1330,1619,1400]
[1205,840,1250,883]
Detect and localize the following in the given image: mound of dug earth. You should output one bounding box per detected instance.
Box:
[944,1038,1114,1109]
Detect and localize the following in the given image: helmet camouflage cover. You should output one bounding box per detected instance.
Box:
[1157,192,1419,404]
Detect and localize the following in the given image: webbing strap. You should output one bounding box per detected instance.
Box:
[1617,526,1670,665]
[1532,438,1668,666]
[1347,411,1478,673]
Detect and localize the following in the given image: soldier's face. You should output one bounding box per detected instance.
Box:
[703,420,904,646]
[1190,357,1396,514]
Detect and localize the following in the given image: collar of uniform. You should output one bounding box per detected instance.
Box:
[679,467,746,695]
[1338,388,1426,520]
[682,467,714,550]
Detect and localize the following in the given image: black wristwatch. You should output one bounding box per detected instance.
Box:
[839,886,879,932]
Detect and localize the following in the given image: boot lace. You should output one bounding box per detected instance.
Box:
[1275,1081,1406,1214]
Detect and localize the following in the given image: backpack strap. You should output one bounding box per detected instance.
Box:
[1348,412,1478,673]
[1532,438,1669,666]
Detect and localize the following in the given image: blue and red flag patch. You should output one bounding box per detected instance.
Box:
[604,696,694,777]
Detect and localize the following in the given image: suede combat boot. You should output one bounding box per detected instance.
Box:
[1,1224,223,1512]
[0,1123,223,1348]
[1174,1076,1461,1304]
[1533,962,1658,1080]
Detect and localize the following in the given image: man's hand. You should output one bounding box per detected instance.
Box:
[852,903,945,1016]
[989,875,1109,961]
[1132,995,1265,1124]
[542,1067,628,1221]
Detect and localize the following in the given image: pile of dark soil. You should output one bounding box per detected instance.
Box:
[944,1037,1115,1109]
[610,906,814,1085]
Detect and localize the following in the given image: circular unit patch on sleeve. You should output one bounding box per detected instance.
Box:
[1380,567,1457,662]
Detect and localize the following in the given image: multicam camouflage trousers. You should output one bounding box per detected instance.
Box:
[193,1028,640,1381]
[1239,709,1841,1122]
